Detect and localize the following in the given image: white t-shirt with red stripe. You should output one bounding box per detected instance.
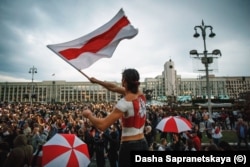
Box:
[116,95,147,137]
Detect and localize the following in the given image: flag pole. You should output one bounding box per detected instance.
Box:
[65,62,90,80]
[78,69,90,80]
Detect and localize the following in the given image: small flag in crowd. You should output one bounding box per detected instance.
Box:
[47,8,138,70]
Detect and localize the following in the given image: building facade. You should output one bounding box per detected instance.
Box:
[0,80,123,103]
[0,60,249,103]
[164,59,177,97]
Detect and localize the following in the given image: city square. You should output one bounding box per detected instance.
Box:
[0,0,249,167]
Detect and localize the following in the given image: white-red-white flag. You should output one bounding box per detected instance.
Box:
[47,8,138,70]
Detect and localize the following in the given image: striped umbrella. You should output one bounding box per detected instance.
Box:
[42,134,90,167]
[156,116,192,133]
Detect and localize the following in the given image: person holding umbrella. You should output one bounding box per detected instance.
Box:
[82,68,148,167]
[170,133,185,151]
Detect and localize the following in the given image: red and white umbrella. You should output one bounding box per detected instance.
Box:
[156,116,192,133]
[42,134,90,167]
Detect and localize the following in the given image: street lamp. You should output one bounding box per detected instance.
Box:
[29,66,37,104]
[190,20,222,117]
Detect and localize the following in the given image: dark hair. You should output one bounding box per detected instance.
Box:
[218,141,234,151]
[122,68,140,93]
[206,144,219,151]
[0,142,9,151]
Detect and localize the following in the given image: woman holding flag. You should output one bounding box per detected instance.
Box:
[82,68,148,167]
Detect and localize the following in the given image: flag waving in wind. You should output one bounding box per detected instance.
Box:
[47,8,138,71]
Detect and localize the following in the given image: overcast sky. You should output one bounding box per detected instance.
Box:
[0,0,249,83]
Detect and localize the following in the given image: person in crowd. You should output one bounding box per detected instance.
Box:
[30,124,49,153]
[159,131,168,141]
[212,111,219,124]
[92,127,106,167]
[47,114,65,140]
[87,126,96,160]
[78,124,95,160]
[0,142,9,167]
[170,133,185,151]
[31,144,43,167]
[193,124,202,141]
[194,110,202,129]
[218,140,234,151]
[235,118,249,150]
[147,109,158,141]
[225,115,231,130]
[82,68,148,167]
[180,131,188,145]
[91,111,109,167]
[211,122,223,146]
[228,112,235,130]
[220,110,228,130]
[158,138,168,151]
[103,124,119,167]
[203,143,219,151]
[144,124,154,149]
[22,122,32,137]
[0,124,15,149]
[203,114,213,144]
[3,134,33,167]
[149,142,159,151]
[184,138,196,151]
[185,129,201,151]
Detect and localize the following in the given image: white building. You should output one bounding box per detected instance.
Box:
[0,60,249,103]
[164,59,176,97]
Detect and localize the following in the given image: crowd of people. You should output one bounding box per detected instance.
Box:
[0,101,249,167]
[0,68,249,167]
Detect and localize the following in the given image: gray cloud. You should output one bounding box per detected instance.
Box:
[0,0,249,82]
